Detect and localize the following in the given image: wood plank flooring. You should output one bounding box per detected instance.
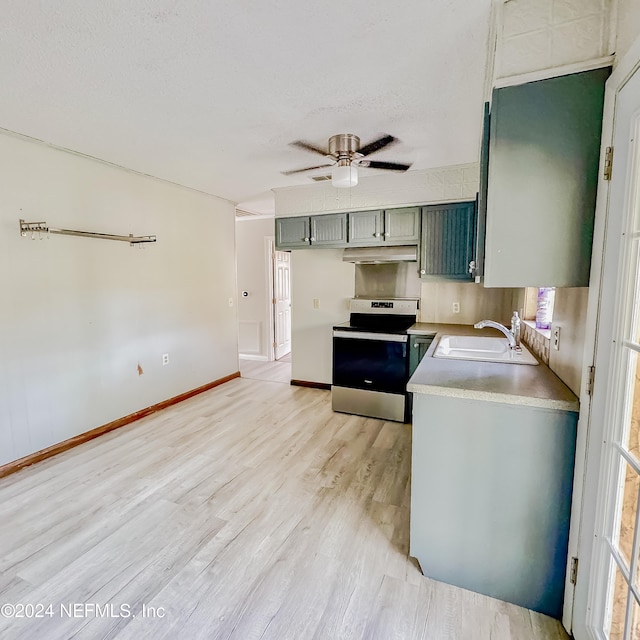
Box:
[0,377,568,639]
[240,357,291,384]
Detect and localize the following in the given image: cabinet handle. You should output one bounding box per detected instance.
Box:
[374,232,380,238]
[310,237,315,242]
[303,237,309,242]
[420,269,426,275]
[468,260,476,274]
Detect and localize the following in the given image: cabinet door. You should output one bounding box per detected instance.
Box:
[474,101,490,280]
[275,217,310,248]
[485,67,609,287]
[420,202,476,279]
[310,213,347,246]
[348,210,384,244]
[409,335,434,376]
[384,207,420,243]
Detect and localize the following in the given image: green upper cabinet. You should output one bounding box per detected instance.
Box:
[474,102,490,280]
[275,216,311,248]
[348,210,384,244]
[420,201,477,280]
[483,67,609,287]
[276,207,420,250]
[384,207,420,243]
[276,213,347,249]
[310,213,347,245]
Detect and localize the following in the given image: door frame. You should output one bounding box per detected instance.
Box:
[265,237,276,362]
[571,35,640,639]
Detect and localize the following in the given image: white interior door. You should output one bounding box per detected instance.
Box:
[578,64,640,639]
[273,250,291,360]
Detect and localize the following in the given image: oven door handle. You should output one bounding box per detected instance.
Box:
[333,330,408,343]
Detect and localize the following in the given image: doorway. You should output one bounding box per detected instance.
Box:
[272,248,292,361]
[574,59,640,639]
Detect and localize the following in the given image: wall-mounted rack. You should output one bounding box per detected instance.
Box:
[19,219,157,245]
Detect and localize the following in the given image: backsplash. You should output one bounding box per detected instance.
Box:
[548,287,589,396]
[419,282,519,325]
[521,321,550,365]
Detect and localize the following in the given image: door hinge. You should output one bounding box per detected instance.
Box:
[570,556,579,585]
[273,341,277,348]
[586,365,596,396]
[272,298,276,305]
[604,146,614,181]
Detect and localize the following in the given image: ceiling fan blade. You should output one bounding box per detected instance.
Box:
[281,164,334,176]
[358,134,397,157]
[290,140,330,157]
[364,160,412,172]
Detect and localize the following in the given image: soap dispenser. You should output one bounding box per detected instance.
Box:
[511,311,521,348]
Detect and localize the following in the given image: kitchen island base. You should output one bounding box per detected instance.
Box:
[410,393,577,619]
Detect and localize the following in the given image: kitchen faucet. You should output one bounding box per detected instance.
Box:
[473,319,519,349]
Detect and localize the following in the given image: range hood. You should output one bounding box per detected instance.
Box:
[342,245,418,264]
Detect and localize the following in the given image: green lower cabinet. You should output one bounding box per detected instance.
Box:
[411,393,577,619]
[409,335,434,376]
[420,201,476,280]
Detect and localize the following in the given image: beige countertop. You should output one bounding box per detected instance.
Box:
[407,323,579,413]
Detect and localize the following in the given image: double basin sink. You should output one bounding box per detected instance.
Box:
[433,335,539,366]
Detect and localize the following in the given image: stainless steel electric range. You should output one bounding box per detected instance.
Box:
[332,298,419,423]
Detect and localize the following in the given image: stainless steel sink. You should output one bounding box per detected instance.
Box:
[432,335,539,365]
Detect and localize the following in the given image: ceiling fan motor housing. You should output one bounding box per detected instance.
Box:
[328,134,361,162]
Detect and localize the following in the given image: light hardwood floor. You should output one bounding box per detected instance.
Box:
[240,357,291,384]
[0,377,568,639]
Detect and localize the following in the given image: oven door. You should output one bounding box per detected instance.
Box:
[332,330,409,394]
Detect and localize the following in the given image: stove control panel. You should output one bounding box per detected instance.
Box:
[350,298,419,315]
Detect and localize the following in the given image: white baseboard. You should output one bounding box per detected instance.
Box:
[239,354,269,362]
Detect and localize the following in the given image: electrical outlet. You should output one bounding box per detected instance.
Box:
[553,326,561,350]
[452,302,460,314]
[162,353,169,366]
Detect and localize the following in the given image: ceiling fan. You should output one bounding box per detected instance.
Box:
[282,133,412,188]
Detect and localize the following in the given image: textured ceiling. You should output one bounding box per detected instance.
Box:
[0,1,492,213]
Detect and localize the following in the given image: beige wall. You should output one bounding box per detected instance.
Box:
[0,131,238,467]
[548,287,589,396]
[419,282,519,325]
[291,250,354,384]
[236,217,274,359]
[616,0,640,61]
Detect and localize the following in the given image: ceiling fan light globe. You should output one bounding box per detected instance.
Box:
[332,165,358,188]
